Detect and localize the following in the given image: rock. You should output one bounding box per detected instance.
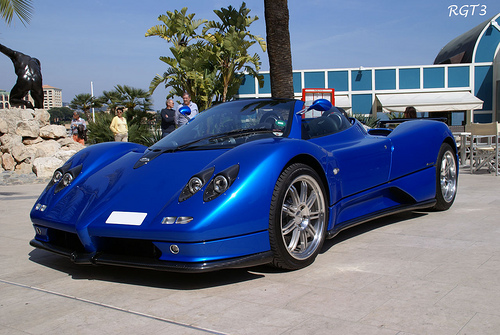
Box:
[54,149,77,163]
[33,156,63,178]
[1,152,16,171]
[39,125,67,139]
[1,107,85,182]
[20,109,35,120]
[23,136,44,145]
[0,133,23,153]
[0,118,8,134]
[62,142,85,152]
[11,144,37,163]
[0,108,34,133]
[16,119,40,138]
[15,161,34,174]
[32,140,61,157]
[57,137,76,147]
[34,109,51,126]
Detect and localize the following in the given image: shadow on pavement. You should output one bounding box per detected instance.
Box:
[27,211,428,288]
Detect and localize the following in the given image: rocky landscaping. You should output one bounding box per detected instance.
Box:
[0,108,85,184]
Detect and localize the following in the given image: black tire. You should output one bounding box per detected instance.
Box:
[269,163,328,270]
[433,143,458,211]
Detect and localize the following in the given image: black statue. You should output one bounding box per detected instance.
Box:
[0,43,43,109]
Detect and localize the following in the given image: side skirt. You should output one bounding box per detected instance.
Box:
[326,199,436,239]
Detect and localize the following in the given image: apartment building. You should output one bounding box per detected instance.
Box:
[43,85,63,109]
[0,89,9,109]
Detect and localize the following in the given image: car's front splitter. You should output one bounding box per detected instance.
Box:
[29,238,274,273]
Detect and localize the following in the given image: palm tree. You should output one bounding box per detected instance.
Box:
[264,0,294,99]
[99,89,122,115]
[203,2,266,103]
[146,5,265,109]
[1,0,32,25]
[146,8,213,109]
[69,93,100,121]
[113,85,153,126]
[149,42,217,111]
[145,7,206,50]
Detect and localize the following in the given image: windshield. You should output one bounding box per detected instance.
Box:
[151,99,296,151]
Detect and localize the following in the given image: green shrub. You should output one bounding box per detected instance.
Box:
[86,113,162,146]
[354,115,380,128]
[139,128,163,147]
[87,113,114,144]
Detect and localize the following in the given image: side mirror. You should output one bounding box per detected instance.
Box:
[307,99,332,112]
[179,106,191,115]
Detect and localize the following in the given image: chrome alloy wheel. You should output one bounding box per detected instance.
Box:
[440,150,457,203]
[280,175,326,260]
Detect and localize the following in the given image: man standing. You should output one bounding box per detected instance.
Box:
[160,99,176,137]
[175,92,198,127]
[70,112,86,145]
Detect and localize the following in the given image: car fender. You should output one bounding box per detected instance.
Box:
[388,120,456,179]
[166,137,336,241]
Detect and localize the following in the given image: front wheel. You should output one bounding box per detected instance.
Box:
[433,143,458,211]
[269,163,328,270]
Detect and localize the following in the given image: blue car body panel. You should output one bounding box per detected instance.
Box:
[30,99,457,272]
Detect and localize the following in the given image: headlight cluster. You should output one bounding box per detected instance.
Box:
[179,164,239,203]
[49,164,82,193]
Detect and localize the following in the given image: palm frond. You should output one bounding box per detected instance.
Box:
[1,0,33,25]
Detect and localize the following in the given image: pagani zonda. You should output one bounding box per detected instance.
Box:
[30,98,458,272]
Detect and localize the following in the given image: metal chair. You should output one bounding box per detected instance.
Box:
[469,122,499,175]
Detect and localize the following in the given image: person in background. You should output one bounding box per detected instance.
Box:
[70,112,86,145]
[404,106,417,118]
[175,92,198,127]
[110,107,128,142]
[160,98,176,137]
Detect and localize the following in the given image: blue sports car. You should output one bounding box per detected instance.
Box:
[30,98,458,272]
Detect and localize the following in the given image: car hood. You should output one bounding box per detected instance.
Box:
[34,148,229,230]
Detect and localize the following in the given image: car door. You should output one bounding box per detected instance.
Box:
[310,126,392,199]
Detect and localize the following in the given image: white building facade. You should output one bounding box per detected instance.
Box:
[237,13,500,128]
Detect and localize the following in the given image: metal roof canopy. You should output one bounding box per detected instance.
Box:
[376,91,484,113]
[334,95,350,109]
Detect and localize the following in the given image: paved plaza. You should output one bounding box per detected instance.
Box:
[1,171,500,334]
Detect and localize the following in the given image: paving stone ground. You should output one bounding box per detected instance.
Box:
[1,170,499,334]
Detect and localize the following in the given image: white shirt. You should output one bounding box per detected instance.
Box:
[175,101,199,127]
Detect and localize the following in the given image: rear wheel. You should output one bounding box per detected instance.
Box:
[269,163,328,270]
[433,143,458,210]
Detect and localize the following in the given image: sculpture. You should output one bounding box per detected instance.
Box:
[0,43,43,109]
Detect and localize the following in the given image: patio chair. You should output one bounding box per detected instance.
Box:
[453,132,471,166]
[469,122,499,175]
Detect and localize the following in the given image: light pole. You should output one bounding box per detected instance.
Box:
[91,81,95,122]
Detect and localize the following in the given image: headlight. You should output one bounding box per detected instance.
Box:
[188,177,203,194]
[62,172,74,186]
[53,165,83,193]
[213,175,229,194]
[179,167,214,202]
[203,164,239,202]
[51,170,63,184]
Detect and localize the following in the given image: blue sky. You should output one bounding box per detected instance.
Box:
[1,0,499,111]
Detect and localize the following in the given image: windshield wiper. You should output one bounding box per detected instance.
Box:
[221,128,278,137]
[174,128,278,151]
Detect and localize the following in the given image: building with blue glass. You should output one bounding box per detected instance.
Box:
[237,13,500,127]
